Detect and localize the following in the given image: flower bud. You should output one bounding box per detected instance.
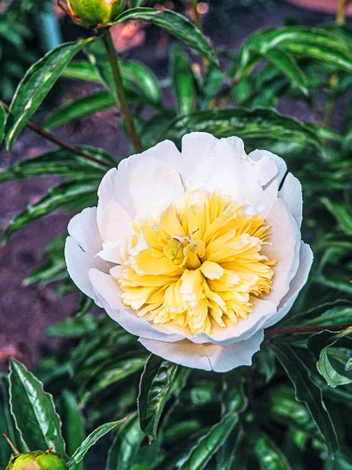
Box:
[63,0,126,28]
[6,450,66,470]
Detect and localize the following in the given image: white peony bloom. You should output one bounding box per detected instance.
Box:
[65,132,313,372]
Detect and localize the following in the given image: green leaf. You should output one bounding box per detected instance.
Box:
[0,146,114,184]
[80,351,147,407]
[85,39,162,108]
[321,197,352,235]
[263,48,308,96]
[0,103,6,144]
[271,344,338,454]
[137,355,180,441]
[121,60,162,108]
[66,417,129,468]
[234,26,352,81]
[2,180,99,244]
[106,413,145,470]
[62,391,85,470]
[180,413,239,470]
[269,386,319,437]
[163,107,323,150]
[308,327,352,388]
[47,314,98,338]
[216,424,242,470]
[221,372,248,415]
[9,359,66,457]
[62,61,101,82]
[170,44,196,114]
[44,91,115,131]
[252,432,292,470]
[114,8,218,67]
[5,38,94,152]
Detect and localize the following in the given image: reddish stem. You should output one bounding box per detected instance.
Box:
[267,323,352,336]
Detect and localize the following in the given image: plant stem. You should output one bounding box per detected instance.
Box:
[1,102,112,169]
[267,323,352,336]
[102,28,142,153]
[336,0,347,24]
[192,0,202,32]
[3,434,20,455]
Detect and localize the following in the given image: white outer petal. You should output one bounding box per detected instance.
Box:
[97,156,185,219]
[264,242,313,328]
[89,268,184,342]
[279,172,303,228]
[139,330,264,372]
[65,207,109,302]
[248,149,287,186]
[263,198,301,305]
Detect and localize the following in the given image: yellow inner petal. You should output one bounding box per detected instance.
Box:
[116,190,275,335]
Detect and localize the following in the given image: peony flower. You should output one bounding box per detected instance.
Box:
[59,0,126,28]
[65,133,313,372]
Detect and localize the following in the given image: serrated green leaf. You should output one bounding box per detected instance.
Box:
[263,48,308,96]
[106,413,145,470]
[163,107,323,150]
[9,359,66,457]
[62,391,85,470]
[44,91,115,131]
[137,355,180,441]
[170,44,196,115]
[308,327,352,388]
[271,344,338,454]
[0,103,6,144]
[66,417,129,468]
[5,38,94,152]
[252,432,292,470]
[0,146,114,184]
[180,413,239,470]
[114,8,218,67]
[2,180,99,244]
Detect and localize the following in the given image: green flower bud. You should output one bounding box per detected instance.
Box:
[6,450,66,470]
[63,0,126,28]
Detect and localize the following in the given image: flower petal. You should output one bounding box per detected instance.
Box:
[65,207,109,301]
[190,298,277,345]
[262,198,301,305]
[88,268,184,342]
[264,242,313,328]
[248,149,287,186]
[279,172,303,228]
[98,157,185,220]
[139,329,264,372]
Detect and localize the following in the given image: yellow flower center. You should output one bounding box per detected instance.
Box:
[116,191,275,335]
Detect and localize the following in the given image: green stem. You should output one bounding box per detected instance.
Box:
[1,101,112,169]
[192,0,202,32]
[102,28,142,153]
[336,0,347,24]
[267,323,352,336]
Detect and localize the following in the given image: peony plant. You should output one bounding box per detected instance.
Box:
[0,0,352,468]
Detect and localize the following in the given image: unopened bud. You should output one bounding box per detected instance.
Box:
[6,450,66,470]
[59,0,126,28]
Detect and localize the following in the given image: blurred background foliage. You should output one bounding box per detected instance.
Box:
[0,0,352,468]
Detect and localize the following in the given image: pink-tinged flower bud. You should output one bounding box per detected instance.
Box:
[6,450,66,470]
[60,0,126,28]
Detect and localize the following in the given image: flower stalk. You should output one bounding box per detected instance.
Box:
[101,28,142,153]
[267,323,352,336]
[1,102,112,169]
